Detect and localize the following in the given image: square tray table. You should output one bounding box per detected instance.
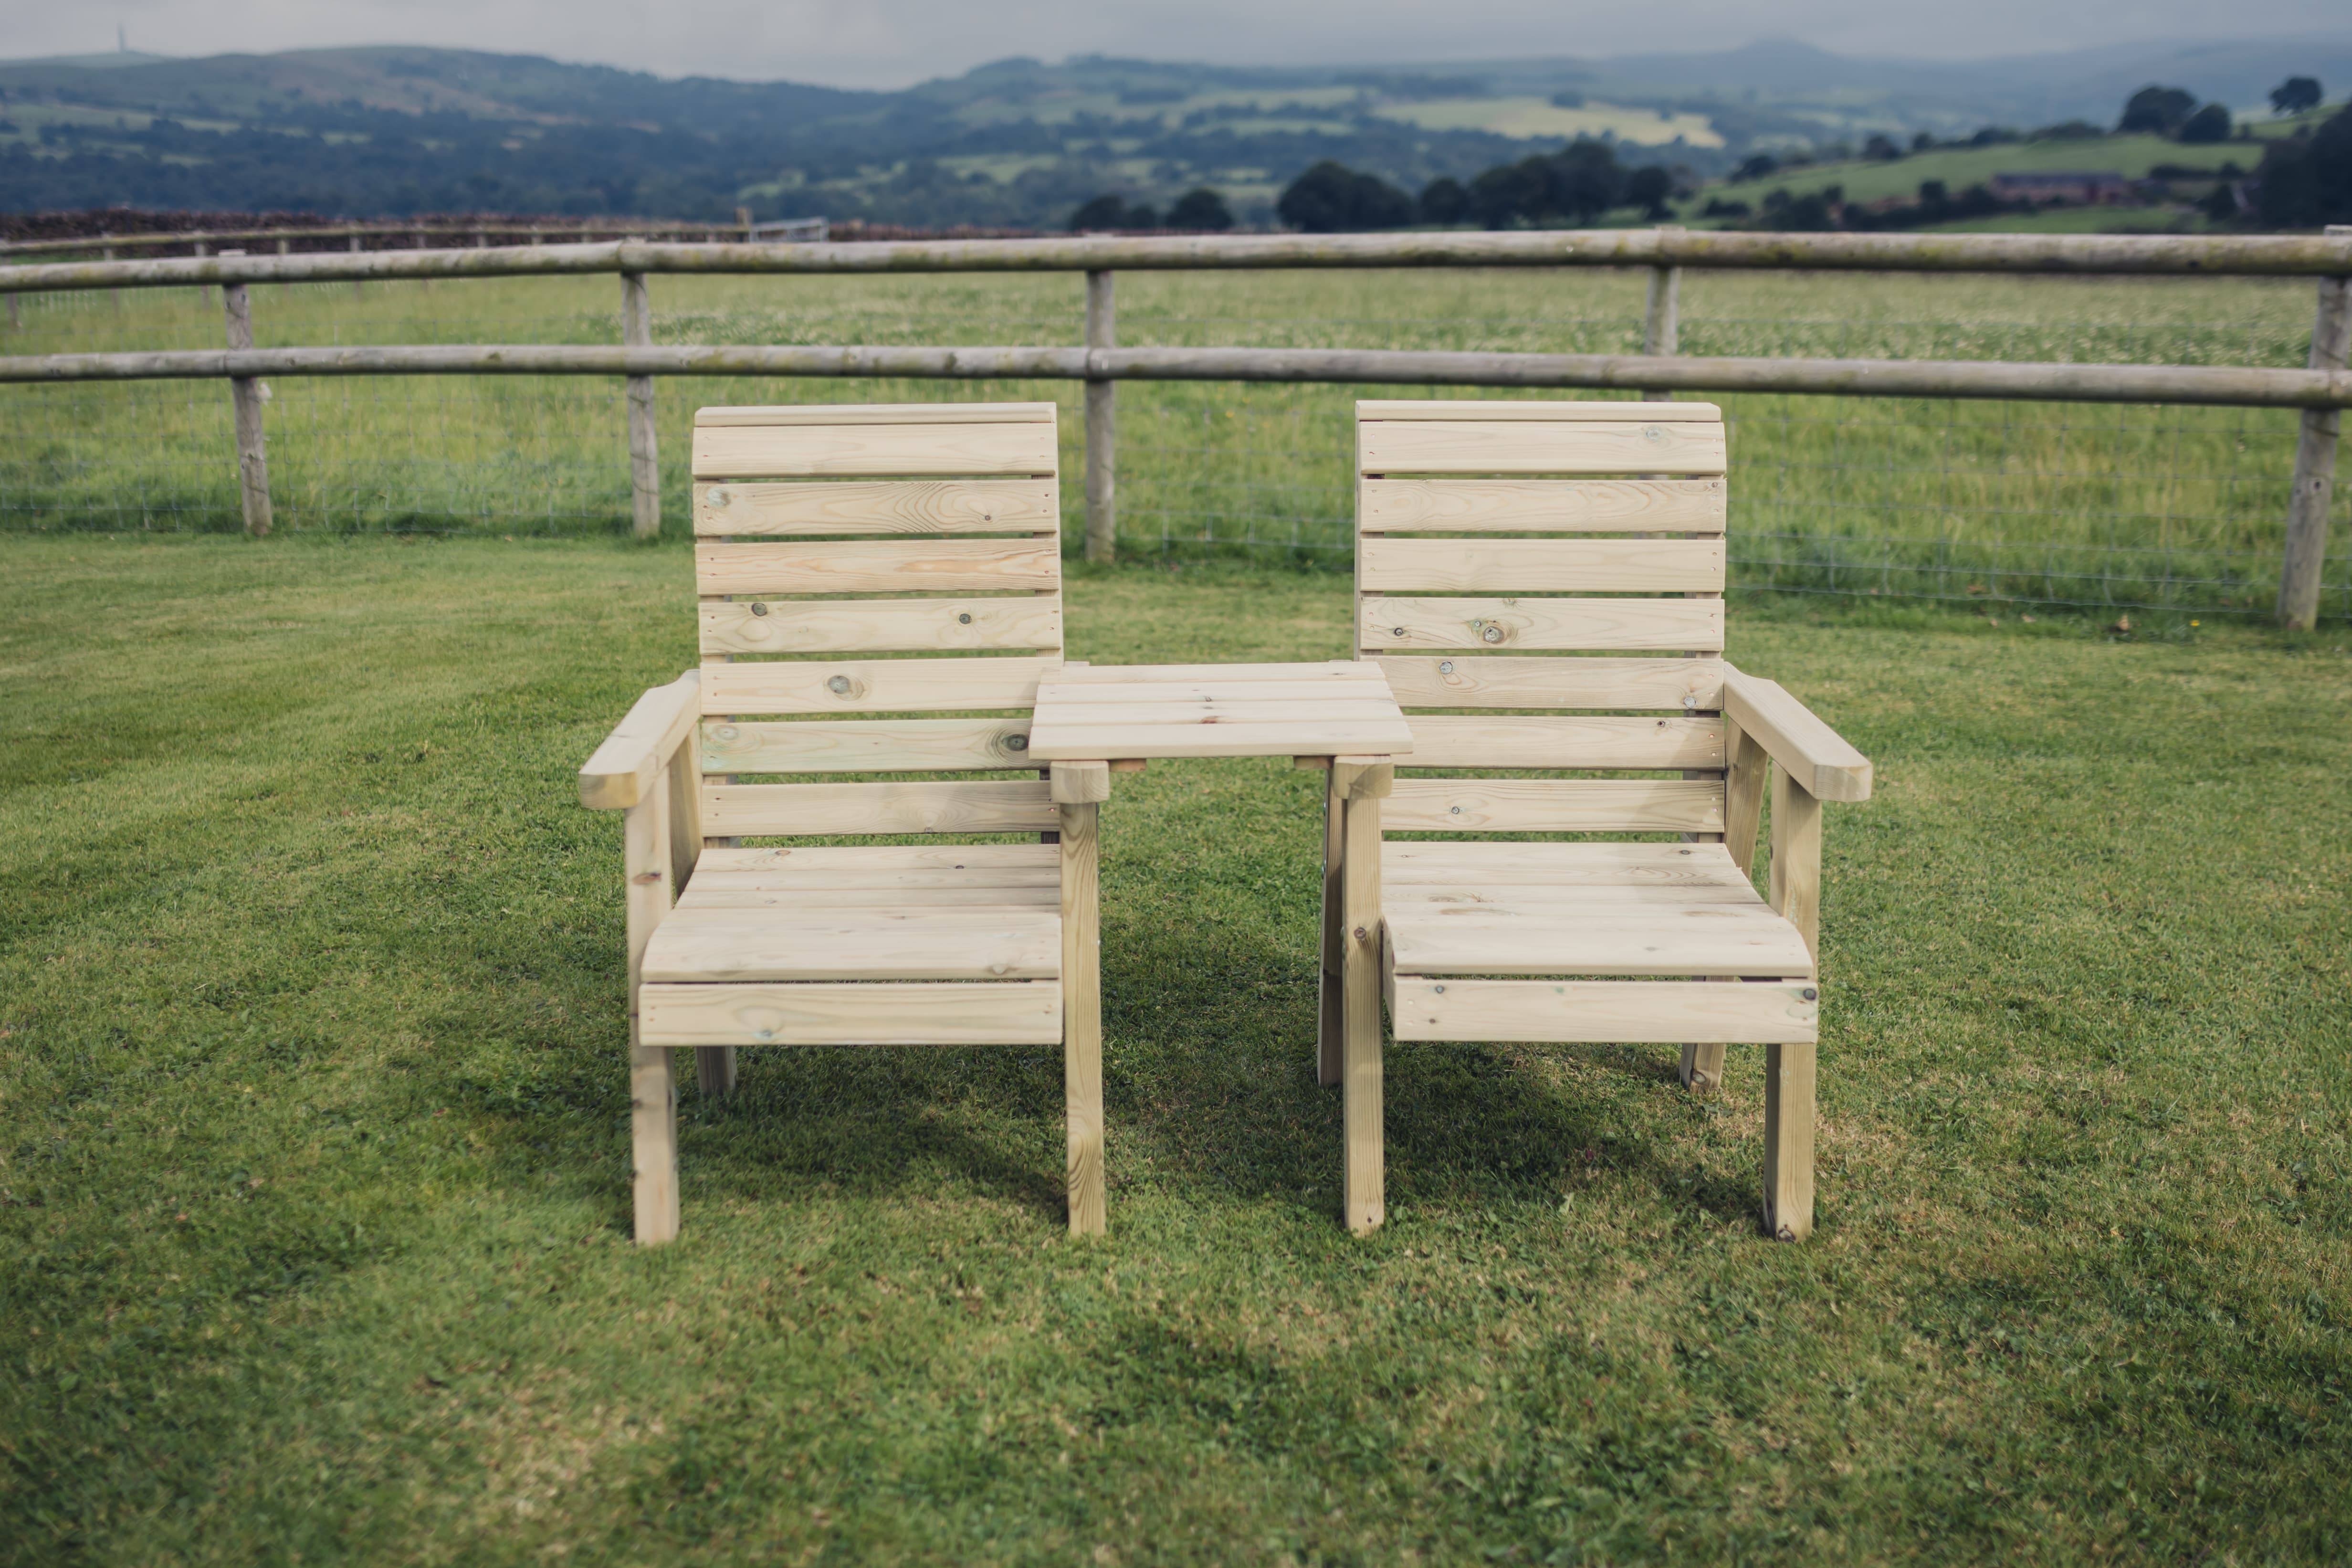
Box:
[1028,659,1409,1232]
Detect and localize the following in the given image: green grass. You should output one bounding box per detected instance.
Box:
[3,536,2350,1564]
[3,266,2346,619]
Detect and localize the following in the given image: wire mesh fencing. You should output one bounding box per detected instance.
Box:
[1,265,2344,620]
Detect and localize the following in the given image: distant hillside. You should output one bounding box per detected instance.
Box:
[1,38,2347,227]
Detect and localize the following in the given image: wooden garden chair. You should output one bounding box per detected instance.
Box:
[1350,399,1870,1240]
[578,402,1105,1244]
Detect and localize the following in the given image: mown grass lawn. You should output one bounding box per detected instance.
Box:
[2,535,2348,1566]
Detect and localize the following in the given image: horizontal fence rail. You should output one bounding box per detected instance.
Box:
[3,225,2346,625]
[3,342,2347,409]
[6,230,2352,294]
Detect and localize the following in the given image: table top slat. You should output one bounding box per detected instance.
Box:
[1029,660,1412,762]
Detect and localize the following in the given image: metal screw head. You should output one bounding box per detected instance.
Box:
[1642,424,1666,442]
[1481,626,1504,643]
[1391,626,1406,638]
[1432,983,1445,993]
[958,612,973,624]
[1682,695,1697,708]
[749,601,769,616]
[707,488,730,509]
[1449,805,1462,815]
[982,513,993,522]
[753,1027,774,1042]
[1801,987,1818,1001]
[1438,660,1455,674]
[826,674,851,695]
[1007,734,1029,751]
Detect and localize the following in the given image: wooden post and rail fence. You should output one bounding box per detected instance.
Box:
[1,226,2347,624]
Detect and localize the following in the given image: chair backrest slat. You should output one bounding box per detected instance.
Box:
[1356,399,1729,836]
[691,402,1062,840]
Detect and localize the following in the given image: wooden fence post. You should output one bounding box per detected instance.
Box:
[2278,224,2352,631]
[621,271,660,539]
[348,231,364,298]
[220,270,273,537]
[1084,269,1116,563]
[1641,224,1681,400]
[103,235,119,313]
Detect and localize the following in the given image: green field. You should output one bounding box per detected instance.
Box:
[1,537,2348,1563]
[1715,104,2340,207]
[3,265,2344,620]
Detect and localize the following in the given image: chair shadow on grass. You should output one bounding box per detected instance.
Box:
[637,912,1760,1235]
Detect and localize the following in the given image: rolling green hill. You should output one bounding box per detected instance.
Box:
[0,40,2347,229]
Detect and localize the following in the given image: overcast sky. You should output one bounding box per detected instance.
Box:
[9,0,2348,89]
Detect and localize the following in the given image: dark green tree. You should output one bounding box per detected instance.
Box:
[1276,160,1414,232]
[1623,164,1673,219]
[1418,176,1469,224]
[2178,103,2231,143]
[1469,157,1551,227]
[1069,193,1128,230]
[2120,85,2197,136]
[1863,133,1901,160]
[2253,103,2352,226]
[1545,139,1623,223]
[2270,77,2323,116]
[1166,187,1233,230]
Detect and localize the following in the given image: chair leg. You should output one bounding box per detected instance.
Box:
[1061,799,1107,1236]
[1318,765,1345,1088]
[694,1046,737,1096]
[1761,1041,1815,1241]
[1340,787,1384,1234]
[630,1042,680,1244]
[1679,1042,1727,1093]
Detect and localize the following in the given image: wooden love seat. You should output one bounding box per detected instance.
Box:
[1353,399,1871,1239]
[579,402,1105,1243]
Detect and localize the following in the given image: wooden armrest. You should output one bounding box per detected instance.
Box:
[1722,668,1871,803]
[579,669,701,810]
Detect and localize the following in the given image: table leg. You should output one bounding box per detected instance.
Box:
[1337,760,1390,1234]
[1318,761,1344,1088]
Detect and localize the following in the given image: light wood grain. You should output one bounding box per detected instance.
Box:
[691,421,1057,479]
[1401,714,1724,770]
[1042,660,1379,685]
[1763,1041,1817,1240]
[1375,655,1725,710]
[1359,595,1725,652]
[1385,906,1815,977]
[1060,800,1106,1235]
[1319,763,1345,1089]
[700,656,1051,716]
[1385,778,1726,833]
[1722,716,1768,879]
[580,669,701,810]
[1028,719,1414,762]
[696,539,1059,596]
[1358,537,1726,593]
[639,980,1063,1046]
[1343,787,1385,1234]
[699,717,1034,774]
[642,907,1061,982]
[701,779,1059,837]
[1359,419,1726,476]
[694,479,1059,536]
[1048,760,1113,804]
[1769,766,1824,960]
[1360,478,1727,532]
[1036,698,1403,726]
[626,764,679,1244]
[1722,668,1872,802]
[1359,399,1723,422]
[1385,978,1817,1043]
[695,401,1058,427]
[1382,840,1757,884]
[694,844,1057,873]
[1036,681,1395,706]
[702,597,1062,655]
